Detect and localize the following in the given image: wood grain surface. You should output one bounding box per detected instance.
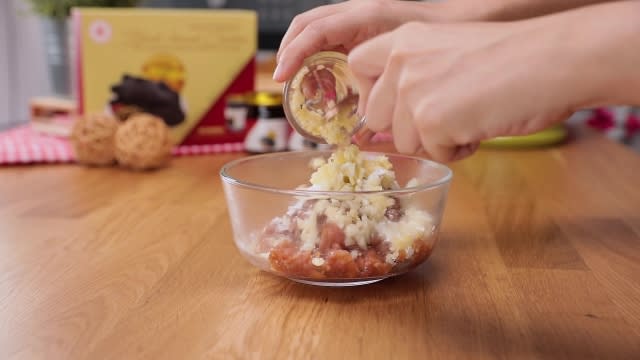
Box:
[1,59,640,358]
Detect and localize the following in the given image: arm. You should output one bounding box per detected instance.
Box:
[564,1,640,107]
[273,0,620,82]
[441,0,622,21]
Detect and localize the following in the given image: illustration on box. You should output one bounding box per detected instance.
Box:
[106,53,187,127]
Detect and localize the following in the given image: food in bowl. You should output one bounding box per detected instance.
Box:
[221,147,451,286]
[253,145,437,280]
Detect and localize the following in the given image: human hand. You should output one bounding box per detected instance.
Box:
[273,0,444,82]
[348,19,592,162]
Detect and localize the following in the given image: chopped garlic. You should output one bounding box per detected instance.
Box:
[309,145,397,192]
[309,157,326,170]
[375,208,432,252]
[406,177,419,188]
[291,145,434,252]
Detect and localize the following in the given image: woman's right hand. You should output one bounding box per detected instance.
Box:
[272,0,445,82]
[346,0,640,162]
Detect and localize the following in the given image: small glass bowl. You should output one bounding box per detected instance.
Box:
[220,150,452,287]
[283,51,365,145]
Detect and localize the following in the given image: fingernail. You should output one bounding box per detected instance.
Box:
[272,63,283,81]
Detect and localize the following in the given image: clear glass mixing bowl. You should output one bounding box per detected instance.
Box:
[220,150,452,287]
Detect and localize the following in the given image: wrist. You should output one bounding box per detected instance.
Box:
[397,0,457,23]
[424,0,495,22]
[559,2,640,108]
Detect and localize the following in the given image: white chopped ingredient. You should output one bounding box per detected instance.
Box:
[294,145,433,252]
[406,177,419,188]
[376,208,432,252]
[406,246,415,259]
[311,257,325,266]
[385,252,399,265]
[309,157,326,170]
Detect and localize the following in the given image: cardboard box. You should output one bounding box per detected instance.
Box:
[72,8,257,145]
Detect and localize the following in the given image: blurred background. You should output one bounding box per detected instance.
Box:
[0,0,351,129]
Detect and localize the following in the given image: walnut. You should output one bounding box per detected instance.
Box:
[70,112,119,166]
[114,113,173,170]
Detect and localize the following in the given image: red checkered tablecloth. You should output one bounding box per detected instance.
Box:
[0,125,75,164]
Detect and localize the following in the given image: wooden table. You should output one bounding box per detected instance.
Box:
[1,122,640,359]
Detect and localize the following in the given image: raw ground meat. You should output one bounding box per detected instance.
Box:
[263,218,434,280]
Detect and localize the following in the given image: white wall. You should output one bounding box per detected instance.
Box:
[0,0,51,129]
[0,0,10,128]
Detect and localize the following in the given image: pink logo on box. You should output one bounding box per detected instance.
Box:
[89,20,112,43]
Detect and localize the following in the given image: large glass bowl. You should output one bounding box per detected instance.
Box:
[220,150,452,287]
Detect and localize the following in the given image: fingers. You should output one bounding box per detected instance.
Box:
[392,98,421,154]
[274,6,351,82]
[365,58,400,133]
[348,32,395,131]
[353,76,375,121]
[350,27,463,162]
[421,141,458,164]
[451,143,479,161]
[348,31,394,78]
[277,3,345,62]
[416,123,478,162]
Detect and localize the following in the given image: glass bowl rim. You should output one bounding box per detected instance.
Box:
[219,150,453,197]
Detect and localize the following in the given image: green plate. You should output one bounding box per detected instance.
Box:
[480,124,568,148]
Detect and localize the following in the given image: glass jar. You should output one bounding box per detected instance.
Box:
[283,51,364,145]
[243,92,289,153]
